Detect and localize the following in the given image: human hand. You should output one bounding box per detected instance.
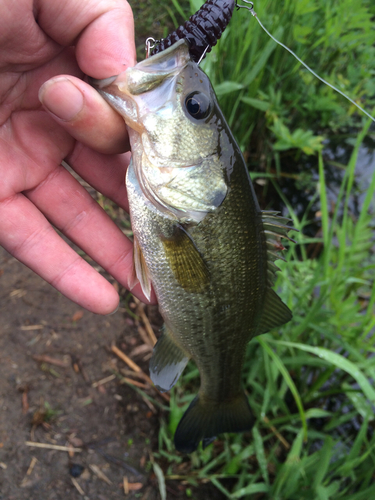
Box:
[0,0,154,314]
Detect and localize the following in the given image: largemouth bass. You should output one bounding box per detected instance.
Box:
[92,39,294,453]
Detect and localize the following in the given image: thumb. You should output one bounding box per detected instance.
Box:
[39,75,129,154]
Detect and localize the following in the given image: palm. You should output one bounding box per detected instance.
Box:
[1,52,77,193]
[0,0,151,313]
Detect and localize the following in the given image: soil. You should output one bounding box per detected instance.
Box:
[0,243,215,500]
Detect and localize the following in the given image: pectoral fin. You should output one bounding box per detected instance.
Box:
[149,326,190,392]
[133,235,152,301]
[161,225,209,293]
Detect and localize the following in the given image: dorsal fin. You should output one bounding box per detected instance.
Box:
[261,211,298,287]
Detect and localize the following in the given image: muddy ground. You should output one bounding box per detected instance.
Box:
[0,243,219,500]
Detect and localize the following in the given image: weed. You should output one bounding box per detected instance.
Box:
[154,120,375,497]
[126,1,375,496]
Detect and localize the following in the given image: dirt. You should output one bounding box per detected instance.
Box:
[0,243,190,500]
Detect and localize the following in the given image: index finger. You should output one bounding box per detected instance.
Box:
[36,0,136,77]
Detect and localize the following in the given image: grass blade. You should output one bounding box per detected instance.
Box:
[257,337,307,439]
[269,340,375,403]
[152,461,167,500]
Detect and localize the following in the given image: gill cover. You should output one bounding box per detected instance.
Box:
[92,39,230,223]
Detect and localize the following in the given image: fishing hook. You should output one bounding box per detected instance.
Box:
[235,0,375,122]
[236,0,256,16]
[145,37,160,58]
[197,45,210,65]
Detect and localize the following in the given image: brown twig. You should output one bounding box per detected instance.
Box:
[120,369,151,382]
[25,456,37,476]
[129,343,152,358]
[127,482,143,491]
[71,355,90,382]
[141,397,157,414]
[25,442,82,452]
[71,477,85,495]
[123,476,129,494]
[89,464,112,485]
[136,301,157,346]
[134,297,157,347]
[111,344,142,374]
[111,345,170,402]
[32,355,69,368]
[92,374,116,388]
[137,325,153,348]
[263,416,290,449]
[119,377,148,389]
[20,387,29,414]
[20,456,38,487]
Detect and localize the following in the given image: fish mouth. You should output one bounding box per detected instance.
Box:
[89,40,192,133]
[90,75,145,134]
[89,75,117,89]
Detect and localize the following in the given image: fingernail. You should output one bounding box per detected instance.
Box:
[39,77,84,122]
[106,303,120,316]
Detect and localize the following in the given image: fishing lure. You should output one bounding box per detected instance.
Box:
[151,0,375,122]
[151,0,235,62]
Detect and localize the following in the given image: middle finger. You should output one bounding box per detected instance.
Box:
[25,163,155,303]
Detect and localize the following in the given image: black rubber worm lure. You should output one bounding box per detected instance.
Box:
[151,0,235,62]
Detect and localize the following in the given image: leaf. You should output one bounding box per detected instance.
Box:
[272,429,304,497]
[71,310,84,322]
[210,478,232,498]
[242,26,284,87]
[305,408,332,419]
[152,462,166,500]
[340,484,375,500]
[241,96,270,111]
[343,382,375,420]
[231,482,269,498]
[214,81,244,97]
[258,338,307,439]
[293,24,313,43]
[313,437,333,489]
[269,340,375,403]
[253,426,269,485]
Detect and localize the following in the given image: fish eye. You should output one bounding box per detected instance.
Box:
[184,92,211,120]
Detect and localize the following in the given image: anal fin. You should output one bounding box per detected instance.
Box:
[258,288,292,334]
[149,326,190,392]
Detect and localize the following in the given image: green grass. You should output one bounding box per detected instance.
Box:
[126,0,375,496]
[202,0,375,154]
[153,119,375,498]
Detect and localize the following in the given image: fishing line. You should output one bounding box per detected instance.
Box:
[236,0,375,123]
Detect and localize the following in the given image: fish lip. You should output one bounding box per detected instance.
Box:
[90,74,145,134]
[88,75,118,89]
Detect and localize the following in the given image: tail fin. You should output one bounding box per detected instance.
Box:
[174,392,254,453]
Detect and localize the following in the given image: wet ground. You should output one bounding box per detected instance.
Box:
[0,244,160,499]
[1,242,222,500]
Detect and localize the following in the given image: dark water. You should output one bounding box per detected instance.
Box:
[276,130,375,452]
[253,128,375,241]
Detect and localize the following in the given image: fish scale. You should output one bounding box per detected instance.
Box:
[91,39,295,453]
